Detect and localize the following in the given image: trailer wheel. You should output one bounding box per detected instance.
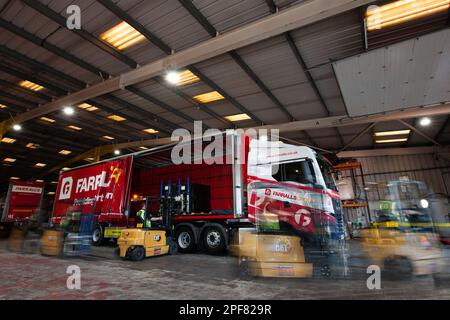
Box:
[92,225,104,246]
[130,247,145,261]
[202,227,226,253]
[176,227,195,253]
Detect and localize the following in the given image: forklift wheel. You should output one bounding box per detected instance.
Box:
[167,237,178,255]
[130,247,145,261]
[239,260,253,280]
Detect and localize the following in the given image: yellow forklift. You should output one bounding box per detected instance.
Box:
[118,184,178,261]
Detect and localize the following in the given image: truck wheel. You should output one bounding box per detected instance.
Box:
[384,256,413,280]
[130,247,145,261]
[202,227,226,254]
[92,225,104,246]
[176,227,195,253]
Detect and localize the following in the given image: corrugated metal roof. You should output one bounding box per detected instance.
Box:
[334,29,450,117]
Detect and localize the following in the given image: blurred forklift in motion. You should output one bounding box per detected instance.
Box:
[118,180,182,261]
[361,180,450,283]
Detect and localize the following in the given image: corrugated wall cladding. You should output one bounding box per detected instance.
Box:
[347,154,450,199]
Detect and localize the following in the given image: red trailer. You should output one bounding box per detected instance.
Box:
[0,180,45,236]
[51,132,344,253]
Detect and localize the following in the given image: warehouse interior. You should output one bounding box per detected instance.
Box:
[1,0,450,300]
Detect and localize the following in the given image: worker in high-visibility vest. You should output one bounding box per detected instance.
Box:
[136,206,152,228]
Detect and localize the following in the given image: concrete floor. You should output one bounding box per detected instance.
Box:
[2,239,450,300]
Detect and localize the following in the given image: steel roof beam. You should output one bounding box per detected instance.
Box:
[2,0,375,129]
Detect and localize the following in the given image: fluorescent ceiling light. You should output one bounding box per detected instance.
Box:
[67,125,82,131]
[100,21,146,50]
[107,114,126,122]
[62,167,71,171]
[51,181,58,184]
[35,180,44,183]
[26,142,39,149]
[366,0,450,31]
[224,113,251,122]
[139,146,148,150]
[59,150,72,155]
[78,103,98,112]
[102,135,115,140]
[40,117,56,123]
[193,91,225,104]
[375,138,408,144]
[10,177,20,180]
[34,163,47,168]
[47,192,55,195]
[166,70,200,86]
[143,128,159,134]
[0,104,7,109]
[374,129,411,137]
[19,80,44,91]
[1,137,16,144]
[3,158,16,163]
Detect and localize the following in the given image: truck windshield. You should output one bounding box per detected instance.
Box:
[317,157,338,191]
[272,159,317,186]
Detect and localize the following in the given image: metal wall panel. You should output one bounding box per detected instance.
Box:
[334,29,450,117]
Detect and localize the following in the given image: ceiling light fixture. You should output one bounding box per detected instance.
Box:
[366,0,450,31]
[40,117,56,123]
[107,115,126,122]
[100,21,146,50]
[193,91,225,104]
[419,117,432,126]
[63,106,75,115]
[59,150,72,155]
[374,129,411,137]
[26,142,40,149]
[375,138,408,144]
[78,103,98,112]
[12,124,22,131]
[224,113,251,122]
[143,128,159,134]
[19,80,44,91]
[1,137,16,144]
[67,125,82,131]
[114,149,121,155]
[3,158,16,163]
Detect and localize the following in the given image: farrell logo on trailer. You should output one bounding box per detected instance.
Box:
[59,177,73,200]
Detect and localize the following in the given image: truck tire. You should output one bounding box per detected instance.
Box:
[130,246,145,261]
[202,226,226,254]
[92,225,104,246]
[176,227,195,253]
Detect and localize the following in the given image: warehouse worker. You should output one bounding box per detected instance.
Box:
[136,205,152,228]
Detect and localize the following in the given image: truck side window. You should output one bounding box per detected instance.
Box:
[272,161,316,185]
